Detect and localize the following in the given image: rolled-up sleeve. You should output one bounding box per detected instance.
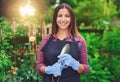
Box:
[77,35,89,73]
[36,35,50,72]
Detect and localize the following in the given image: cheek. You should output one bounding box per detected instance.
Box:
[56,19,59,25]
[56,18,60,23]
[67,19,71,27]
[67,18,71,23]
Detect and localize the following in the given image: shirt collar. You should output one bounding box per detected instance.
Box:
[52,34,73,42]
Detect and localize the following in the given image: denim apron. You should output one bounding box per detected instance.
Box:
[41,35,81,82]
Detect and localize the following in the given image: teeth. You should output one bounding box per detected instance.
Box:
[62,24,65,25]
[59,22,68,26]
[60,23,67,25]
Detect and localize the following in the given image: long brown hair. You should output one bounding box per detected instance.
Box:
[52,3,78,35]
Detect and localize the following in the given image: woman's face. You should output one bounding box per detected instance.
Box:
[56,8,71,30]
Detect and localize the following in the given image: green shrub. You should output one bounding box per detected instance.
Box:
[81,33,112,82]
[102,24,120,55]
[0,17,13,81]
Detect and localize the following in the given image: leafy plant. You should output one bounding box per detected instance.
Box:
[74,0,117,28]
[0,17,13,81]
[81,54,112,82]
[81,33,112,82]
[102,24,120,55]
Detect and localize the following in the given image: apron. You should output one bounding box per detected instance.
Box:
[41,35,81,82]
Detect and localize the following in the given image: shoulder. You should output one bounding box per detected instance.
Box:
[74,34,86,42]
[40,34,51,48]
[42,34,51,40]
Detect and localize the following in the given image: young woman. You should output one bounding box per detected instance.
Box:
[36,3,89,82]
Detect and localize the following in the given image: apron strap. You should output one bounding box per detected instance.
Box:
[72,36,81,60]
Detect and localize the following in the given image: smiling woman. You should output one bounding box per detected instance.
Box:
[36,3,89,82]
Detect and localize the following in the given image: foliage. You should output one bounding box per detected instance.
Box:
[15,25,28,36]
[113,0,120,18]
[41,6,54,24]
[0,17,13,81]
[81,55,112,82]
[106,56,120,81]
[0,17,40,82]
[60,0,78,8]
[6,50,40,82]
[80,22,120,82]
[100,24,120,81]
[100,54,120,82]
[81,33,112,82]
[102,24,120,55]
[73,0,117,28]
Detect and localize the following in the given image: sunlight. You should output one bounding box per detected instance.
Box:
[20,4,35,16]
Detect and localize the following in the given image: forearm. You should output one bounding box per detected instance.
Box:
[77,64,84,73]
[39,65,46,74]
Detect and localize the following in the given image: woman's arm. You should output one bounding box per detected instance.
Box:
[36,35,51,73]
[77,64,84,73]
[39,65,46,73]
[76,35,89,74]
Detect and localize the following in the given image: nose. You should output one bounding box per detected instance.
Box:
[61,16,65,22]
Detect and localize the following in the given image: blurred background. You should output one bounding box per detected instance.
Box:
[0,0,120,82]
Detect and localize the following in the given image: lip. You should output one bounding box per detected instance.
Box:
[59,22,67,25]
[60,24,67,26]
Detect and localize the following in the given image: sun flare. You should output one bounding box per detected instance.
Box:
[20,4,35,16]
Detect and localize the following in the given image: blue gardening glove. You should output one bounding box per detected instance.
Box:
[45,62,66,76]
[58,54,80,70]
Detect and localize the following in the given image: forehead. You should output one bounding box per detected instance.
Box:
[57,8,70,14]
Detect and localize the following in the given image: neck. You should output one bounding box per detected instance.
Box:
[57,30,69,40]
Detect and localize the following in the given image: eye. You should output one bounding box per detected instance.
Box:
[65,14,70,17]
[57,14,62,17]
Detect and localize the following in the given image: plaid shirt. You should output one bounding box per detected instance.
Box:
[36,34,89,74]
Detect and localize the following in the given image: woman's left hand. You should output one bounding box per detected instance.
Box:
[58,54,80,70]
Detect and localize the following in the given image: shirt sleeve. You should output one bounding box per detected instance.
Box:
[77,35,89,73]
[36,35,50,72]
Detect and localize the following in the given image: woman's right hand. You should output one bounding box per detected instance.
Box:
[45,62,66,76]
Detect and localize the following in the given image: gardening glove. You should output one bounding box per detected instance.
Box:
[58,54,80,70]
[45,62,66,76]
